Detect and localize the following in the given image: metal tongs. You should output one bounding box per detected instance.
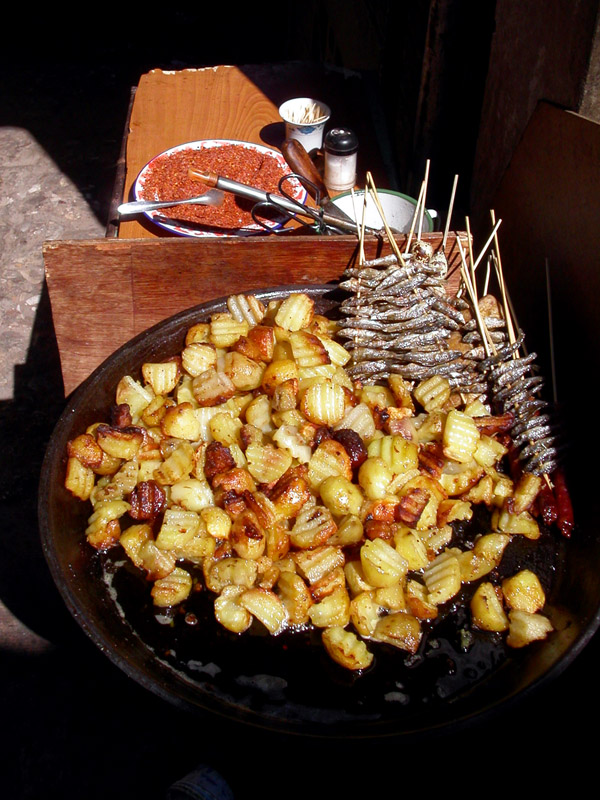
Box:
[188,153,388,237]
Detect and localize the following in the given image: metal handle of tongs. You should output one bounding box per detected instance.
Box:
[252,174,331,234]
[188,167,368,235]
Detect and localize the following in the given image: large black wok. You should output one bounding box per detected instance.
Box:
[38,284,600,738]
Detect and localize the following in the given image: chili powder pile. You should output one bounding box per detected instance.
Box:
[138,144,293,231]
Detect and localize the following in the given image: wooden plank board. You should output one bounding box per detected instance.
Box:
[43,233,467,396]
[490,100,600,396]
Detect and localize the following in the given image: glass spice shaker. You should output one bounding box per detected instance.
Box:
[323,128,359,192]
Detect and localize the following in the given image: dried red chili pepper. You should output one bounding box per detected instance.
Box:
[553,467,574,538]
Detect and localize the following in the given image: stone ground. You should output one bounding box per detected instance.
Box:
[1,23,598,800]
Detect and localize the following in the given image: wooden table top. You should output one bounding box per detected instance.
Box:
[115,63,392,239]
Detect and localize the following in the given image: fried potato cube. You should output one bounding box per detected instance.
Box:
[293,545,345,585]
[230,511,266,560]
[473,532,510,564]
[360,538,408,588]
[358,457,393,500]
[301,379,346,426]
[502,569,546,613]
[245,394,274,433]
[350,591,382,637]
[308,438,353,491]
[413,375,451,412]
[344,559,374,596]
[277,571,313,625]
[200,506,232,540]
[511,473,544,515]
[181,342,218,377]
[271,378,299,413]
[473,434,508,467]
[142,360,180,396]
[367,434,419,476]
[419,524,454,558]
[374,581,406,612]
[470,582,509,631]
[245,442,292,484]
[274,292,314,331]
[239,587,288,634]
[456,549,496,583]
[96,424,144,460]
[115,375,154,419]
[329,514,364,547]
[388,374,415,411]
[92,460,139,504]
[290,498,337,549]
[423,550,461,605]
[203,556,257,594]
[67,433,105,470]
[439,461,485,497]
[208,411,242,447]
[372,612,422,653]
[209,312,249,347]
[222,351,263,391]
[192,368,236,407]
[155,508,201,550]
[160,402,202,441]
[265,522,291,562]
[506,609,553,648]
[172,528,216,563]
[86,499,130,545]
[316,334,351,368]
[232,325,275,362]
[289,330,331,368]
[443,409,481,463]
[397,474,444,530]
[393,528,429,571]
[185,322,210,344]
[405,580,438,620]
[272,424,312,464]
[334,402,376,442]
[64,456,95,501]
[153,441,194,485]
[308,585,351,628]
[462,474,494,505]
[436,498,473,527]
[226,293,266,325]
[214,585,253,633]
[319,475,364,517]
[494,508,540,539]
[151,566,193,608]
[322,626,374,671]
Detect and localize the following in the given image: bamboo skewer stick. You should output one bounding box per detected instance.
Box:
[405,180,425,255]
[442,174,459,248]
[456,236,494,359]
[490,210,518,350]
[366,172,405,265]
[417,159,430,241]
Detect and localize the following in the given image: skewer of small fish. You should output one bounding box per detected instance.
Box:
[466,232,560,479]
[337,173,488,397]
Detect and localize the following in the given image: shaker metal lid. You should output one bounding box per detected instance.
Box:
[324,128,359,155]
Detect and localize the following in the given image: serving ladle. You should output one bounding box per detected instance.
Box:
[117,188,225,216]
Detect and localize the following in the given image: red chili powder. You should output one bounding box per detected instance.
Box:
[139,144,291,230]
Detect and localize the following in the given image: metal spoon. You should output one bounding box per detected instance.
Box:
[117,188,225,216]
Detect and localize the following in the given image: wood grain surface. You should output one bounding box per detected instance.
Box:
[43,232,467,395]
[116,64,392,239]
